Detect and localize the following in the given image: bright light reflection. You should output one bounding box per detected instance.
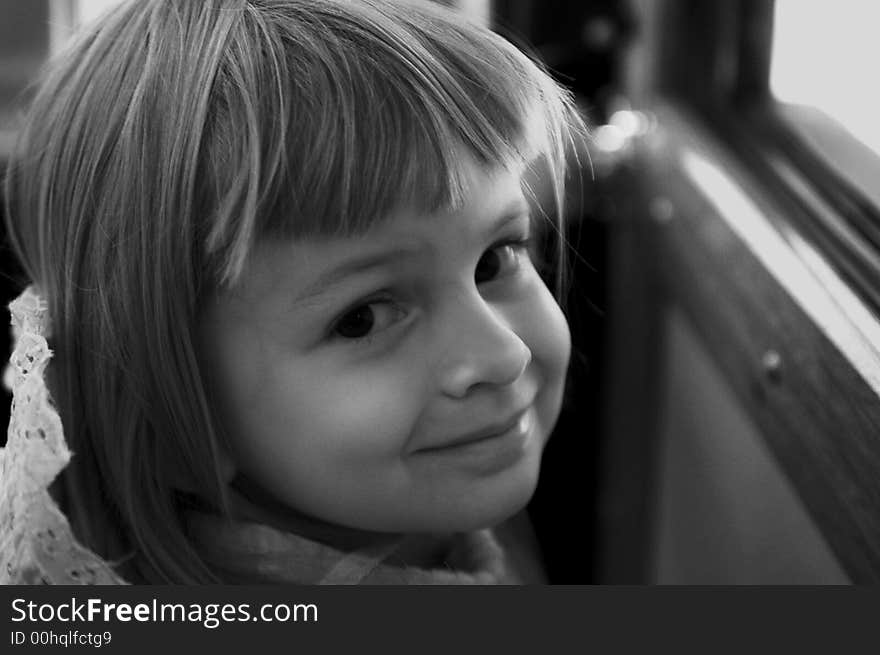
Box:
[771,0,880,156]
[594,125,626,153]
[76,0,126,25]
[609,110,642,138]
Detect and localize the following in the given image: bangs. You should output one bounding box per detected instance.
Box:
[201,0,584,286]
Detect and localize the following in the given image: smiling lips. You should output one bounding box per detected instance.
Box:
[418,408,531,453]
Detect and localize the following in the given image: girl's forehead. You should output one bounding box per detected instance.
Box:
[223,163,530,304]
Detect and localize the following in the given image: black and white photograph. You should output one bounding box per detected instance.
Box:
[1,0,878,621]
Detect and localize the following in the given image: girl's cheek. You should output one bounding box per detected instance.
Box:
[520,277,571,383]
[308,361,425,452]
[526,287,571,442]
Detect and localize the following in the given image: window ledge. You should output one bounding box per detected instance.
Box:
[632,102,880,582]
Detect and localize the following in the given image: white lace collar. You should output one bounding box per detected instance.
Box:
[0,287,125,584]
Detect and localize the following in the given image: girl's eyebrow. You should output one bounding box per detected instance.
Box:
[487,200,531,236]
[293,246,423,306]
[292,199,530,306]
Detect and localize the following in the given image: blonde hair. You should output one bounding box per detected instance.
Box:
[4,0,586,583]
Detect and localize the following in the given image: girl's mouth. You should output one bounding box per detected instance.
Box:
[418,408,531,453]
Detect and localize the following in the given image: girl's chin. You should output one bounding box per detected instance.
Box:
[407,460,542,534]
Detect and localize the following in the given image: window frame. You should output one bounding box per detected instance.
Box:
[594,0,880,582]
[657,0,880,316]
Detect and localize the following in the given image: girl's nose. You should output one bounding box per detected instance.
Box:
[438,297,532,399]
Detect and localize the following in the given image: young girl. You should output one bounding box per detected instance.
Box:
[1,0,586,584]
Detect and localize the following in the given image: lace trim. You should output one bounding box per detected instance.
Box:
[0,287,126,584]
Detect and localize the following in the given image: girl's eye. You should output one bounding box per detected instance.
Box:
[333,301,403,340]
[475,240,531,285]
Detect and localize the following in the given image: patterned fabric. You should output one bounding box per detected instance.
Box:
[187,510,517,584]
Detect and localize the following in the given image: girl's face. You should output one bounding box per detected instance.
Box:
[200,158,570,534]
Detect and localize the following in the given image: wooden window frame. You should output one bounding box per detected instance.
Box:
[594,0,880,582]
